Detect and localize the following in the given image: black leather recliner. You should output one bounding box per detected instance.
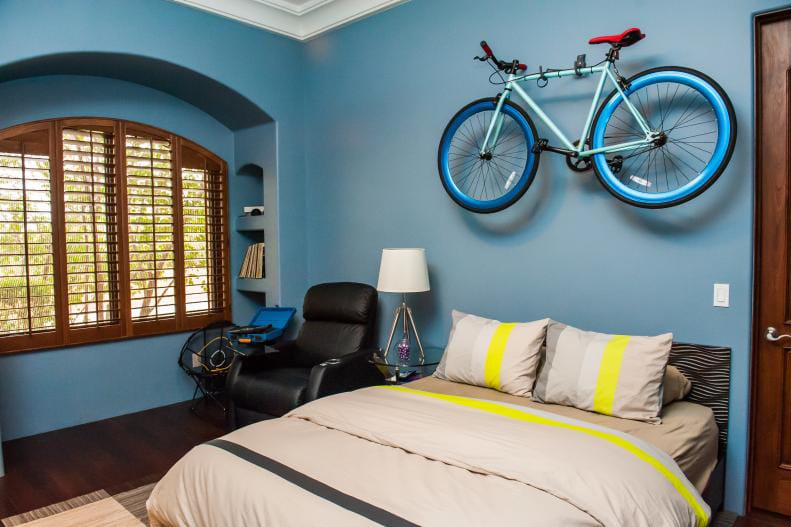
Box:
[226,282,384,429]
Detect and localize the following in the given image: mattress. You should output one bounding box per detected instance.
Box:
[407,376,719,492]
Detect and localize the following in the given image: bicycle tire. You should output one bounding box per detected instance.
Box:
[590,66,736,208]
[437,98,540,214]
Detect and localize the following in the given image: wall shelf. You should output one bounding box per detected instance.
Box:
[235,162,268,297]
[236,214,266,232]
[237,278,270,293]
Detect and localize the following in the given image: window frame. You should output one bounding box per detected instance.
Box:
[0,118,231,354]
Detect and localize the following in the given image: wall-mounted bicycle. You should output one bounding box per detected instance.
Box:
[437,27,736,212]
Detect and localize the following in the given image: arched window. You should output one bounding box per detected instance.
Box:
[0,119,230,353]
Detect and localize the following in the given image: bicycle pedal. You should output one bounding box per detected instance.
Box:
[532,139,549,154]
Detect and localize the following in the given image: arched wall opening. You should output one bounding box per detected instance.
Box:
[0,52,281,442]
[0,52,274,130]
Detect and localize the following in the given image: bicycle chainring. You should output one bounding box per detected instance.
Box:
[566,140,592,172]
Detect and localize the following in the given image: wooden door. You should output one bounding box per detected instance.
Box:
[752,9,791,517]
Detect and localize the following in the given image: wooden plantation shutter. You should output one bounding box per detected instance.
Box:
[0,125,58,348]
[61,124,122,335]
[124,130,177,325]
[180,145,227,317]
[0,118,229,354]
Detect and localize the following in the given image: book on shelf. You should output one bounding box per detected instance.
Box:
[238,242,265,279]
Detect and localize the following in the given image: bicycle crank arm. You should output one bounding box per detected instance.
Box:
[532,139,575,157]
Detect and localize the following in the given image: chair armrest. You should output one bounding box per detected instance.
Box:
[226,339,298,389]
[305,349,385,402]
[235,338,297,360]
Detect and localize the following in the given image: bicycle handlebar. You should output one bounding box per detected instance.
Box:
[479,40,527,72]
[480,40,494,59]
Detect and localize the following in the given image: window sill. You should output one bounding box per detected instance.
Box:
[0,311,231,355]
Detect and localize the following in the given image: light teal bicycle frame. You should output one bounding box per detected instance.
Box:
[481,61,660,159]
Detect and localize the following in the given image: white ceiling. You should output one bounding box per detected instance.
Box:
[171,0,408,41]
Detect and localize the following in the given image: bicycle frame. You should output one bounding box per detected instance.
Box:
[481,61,657,158]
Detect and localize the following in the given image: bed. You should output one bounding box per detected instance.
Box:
[147,342,730,527]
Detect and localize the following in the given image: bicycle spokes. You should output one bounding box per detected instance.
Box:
[448,109,530,202]
[602,81,719,194]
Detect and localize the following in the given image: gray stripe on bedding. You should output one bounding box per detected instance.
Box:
[206,439,419,527]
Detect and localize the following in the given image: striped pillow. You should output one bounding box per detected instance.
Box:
[533,321,672,423]
[434,311,549,396]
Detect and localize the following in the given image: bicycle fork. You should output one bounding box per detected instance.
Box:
[480,86,512,158]
[479,87,519,189]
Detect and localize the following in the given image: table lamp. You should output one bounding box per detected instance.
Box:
[377,248,430,365]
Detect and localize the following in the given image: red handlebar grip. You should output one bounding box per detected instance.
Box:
[518,63,527,71]
[480,40,494,58]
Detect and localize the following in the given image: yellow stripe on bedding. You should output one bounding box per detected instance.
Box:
[378,385,708,527]
[483,323,516,390]
[592,335,631,415]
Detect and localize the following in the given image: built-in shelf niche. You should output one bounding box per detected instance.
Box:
[233,122,280,314]
[235,162,267,294]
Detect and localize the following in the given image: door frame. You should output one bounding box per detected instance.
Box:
[748,6,791,516]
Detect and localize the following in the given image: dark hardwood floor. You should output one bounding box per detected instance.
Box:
[0,399,226,519]
[737,512,791,527]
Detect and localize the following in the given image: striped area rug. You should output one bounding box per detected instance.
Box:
[1,483,155,527]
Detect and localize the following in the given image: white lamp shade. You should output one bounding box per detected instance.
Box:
[377,248,430,293]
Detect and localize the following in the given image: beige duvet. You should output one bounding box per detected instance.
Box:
[148,384,713,527]
[409,376,719,491]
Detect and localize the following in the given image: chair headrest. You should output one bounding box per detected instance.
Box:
[302,282,377,325]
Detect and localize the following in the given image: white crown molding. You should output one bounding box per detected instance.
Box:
[170,0,408,41]
[251,0,335,16]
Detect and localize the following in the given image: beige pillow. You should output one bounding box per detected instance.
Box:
[434,310,548,396]
[662,365,692,406]
[533,321,672,423]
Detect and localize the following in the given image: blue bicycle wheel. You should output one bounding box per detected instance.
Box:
[438,98,539,213]
[591,67,736,208]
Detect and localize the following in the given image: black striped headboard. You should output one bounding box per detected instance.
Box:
[668,342,730,456]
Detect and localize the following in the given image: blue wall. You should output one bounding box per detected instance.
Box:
[0,0,309,439]
[302,0,783,512]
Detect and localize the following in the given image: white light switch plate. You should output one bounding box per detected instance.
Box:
[713,283,729,308]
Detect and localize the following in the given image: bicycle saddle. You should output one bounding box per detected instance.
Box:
[589,27,645,47]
